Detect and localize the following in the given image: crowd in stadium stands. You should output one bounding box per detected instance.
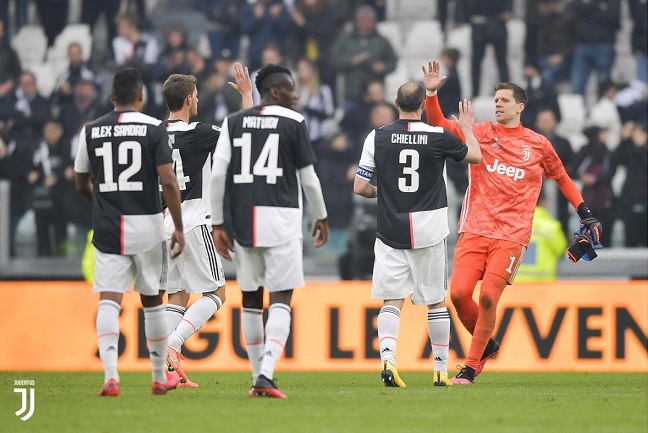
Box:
[0,0,646,261]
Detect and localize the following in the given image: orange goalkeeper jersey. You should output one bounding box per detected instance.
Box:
[426,95,571,246]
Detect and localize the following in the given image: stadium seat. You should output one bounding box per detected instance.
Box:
[445,25,471,98]
[46,24,93,63]
[384,62,409,102]
[386,0,436,20]
[196,33,212,59]
[445,25,471,55]
[506,19,526,59]
[27,63,56,98]
[376,21,403,48]
[472,95,496,123]
[612,53,638,83]
[11,25,48,65]
[477,47,499,97]
[402,20,443,59]
[403,55,433,81]
[556,94,587,138]
[567,132,587,152]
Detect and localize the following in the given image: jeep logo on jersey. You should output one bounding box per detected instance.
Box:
[486,158,525,181]
[522,145,531,161]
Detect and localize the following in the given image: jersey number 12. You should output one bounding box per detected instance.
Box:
[233,133,283,184]
[95,141,143,192]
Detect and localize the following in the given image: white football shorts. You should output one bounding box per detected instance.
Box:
[234,238,305,292]
[372,238,448,305]
[167,225,225,294]
[93,241,168,296]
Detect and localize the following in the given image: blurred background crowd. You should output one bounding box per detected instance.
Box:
[0,0,645,277]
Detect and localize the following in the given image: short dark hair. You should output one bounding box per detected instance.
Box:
[112,68,142,106]
[163,74,197,112]
[255,64,292,95]
[598,79,616,97]
[442,48,460,64]
[396,82,425,112]
[494,82,528,105]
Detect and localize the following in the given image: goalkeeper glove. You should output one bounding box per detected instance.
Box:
[567,232,598,262]
[577,203,603,248]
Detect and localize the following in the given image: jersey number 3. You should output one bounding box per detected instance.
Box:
[95,141,143,192]
[233,133,283,184]
[399,149,419,193]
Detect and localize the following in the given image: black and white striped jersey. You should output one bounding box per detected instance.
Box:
[214,105,317,247]
[74,110,172,255]
[357,119,468,249]
[163,120,219,236]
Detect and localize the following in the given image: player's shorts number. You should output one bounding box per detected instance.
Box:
[398,149,419,193]
[95,140,143,192]
[233,132,284,184]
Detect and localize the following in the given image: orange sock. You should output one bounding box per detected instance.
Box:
[465,272,507,370]
[450,267,482,334]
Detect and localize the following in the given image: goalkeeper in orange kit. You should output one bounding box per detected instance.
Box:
[422,60,602,384]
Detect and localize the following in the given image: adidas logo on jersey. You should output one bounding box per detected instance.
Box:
[486,158,525,181]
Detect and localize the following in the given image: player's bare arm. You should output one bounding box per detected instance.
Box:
[75,172,93,202]
[298,164,329,247]
[422,59,447,93]
[452,99,481,164]
[228,62,254,109]
[158,162,185,258]
[353,176,377,198]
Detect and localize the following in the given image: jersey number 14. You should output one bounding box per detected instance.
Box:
[233,133,284,184]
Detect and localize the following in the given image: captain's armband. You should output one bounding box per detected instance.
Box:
[356,165,374,180]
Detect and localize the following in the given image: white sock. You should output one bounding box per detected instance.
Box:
[378,305,400,365]
[259,303,291,381]
[144,304,168,384]
[168,294,222,351]
[97,300,121,383]
[242,308,264,383]
[427,307,451,373]
[166,303,186,334]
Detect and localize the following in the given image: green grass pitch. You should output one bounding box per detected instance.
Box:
[1,371,646,433]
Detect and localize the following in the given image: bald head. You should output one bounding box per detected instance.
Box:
[396,82,425,112]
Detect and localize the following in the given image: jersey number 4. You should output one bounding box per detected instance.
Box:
[158,148,191,192]
[170,148,190,190]
[95,141,143,192]
[233,133,283,184]
[399,149,419,193]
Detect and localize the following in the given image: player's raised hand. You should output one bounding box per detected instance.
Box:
[451,99,475,130]
[170,230,185,259]
[421,60,447,92]
[213,225,235,260]
[228,62,253,107]
[312,218,329,248]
